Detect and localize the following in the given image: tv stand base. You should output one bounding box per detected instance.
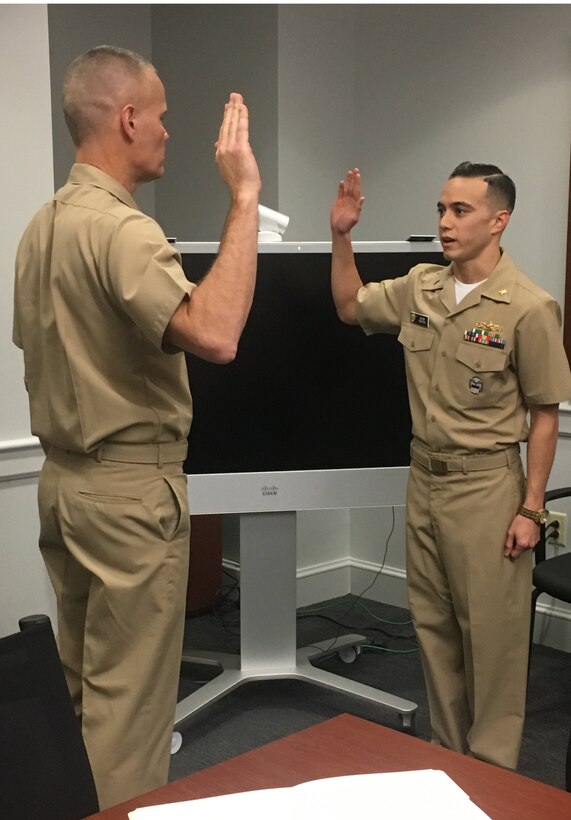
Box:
[174,511,417,739]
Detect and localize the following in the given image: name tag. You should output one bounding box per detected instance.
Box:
[410,312,430,328]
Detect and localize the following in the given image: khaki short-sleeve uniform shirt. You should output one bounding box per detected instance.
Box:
[13,163,196,452]
[355,251,571,454]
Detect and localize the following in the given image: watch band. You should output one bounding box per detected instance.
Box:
[518,505,548,525]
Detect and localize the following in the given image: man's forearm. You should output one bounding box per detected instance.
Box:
[524,404,559,509]
[203,191,259,348]
[504,404,559,557]
[167,192,259,362]
[331,230,362,325]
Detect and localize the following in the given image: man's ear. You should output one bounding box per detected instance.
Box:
[491,209,510,236]
[119,104,136,142]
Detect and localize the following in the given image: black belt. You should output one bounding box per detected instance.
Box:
[411,442,520,476]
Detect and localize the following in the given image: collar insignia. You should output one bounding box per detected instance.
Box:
[498,289,508,296]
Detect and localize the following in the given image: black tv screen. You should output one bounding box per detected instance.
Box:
[179,243,444,477]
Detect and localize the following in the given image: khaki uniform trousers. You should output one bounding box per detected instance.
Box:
[38,445,190,810]
[406,443,532,770]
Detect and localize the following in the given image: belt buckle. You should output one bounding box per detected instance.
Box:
[429,457,448,475]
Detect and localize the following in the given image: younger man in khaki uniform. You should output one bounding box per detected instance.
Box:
[13,46,261,809]
[330,162,571,768]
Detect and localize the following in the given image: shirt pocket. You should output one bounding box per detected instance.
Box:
[453,340,509,407]
[398,323,435,354]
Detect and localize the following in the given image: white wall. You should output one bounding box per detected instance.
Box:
[150,4,279,239]
[352,5,571,307]
[1,4,53,441]
[0,4,55,636]
[48,4,155,216]
[277,5,355,241]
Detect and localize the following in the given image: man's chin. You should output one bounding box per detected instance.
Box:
[139,166,165,184]
[441,245,460,263]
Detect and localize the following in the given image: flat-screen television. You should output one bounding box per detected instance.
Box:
[177,241,444,514]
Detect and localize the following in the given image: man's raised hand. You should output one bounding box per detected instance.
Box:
[215,92,261,201]
[330,168,365,236]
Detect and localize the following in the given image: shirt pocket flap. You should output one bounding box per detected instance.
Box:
[398,323,435,352]
[456,341,507,373]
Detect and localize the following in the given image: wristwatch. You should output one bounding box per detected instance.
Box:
[518,505,549,525]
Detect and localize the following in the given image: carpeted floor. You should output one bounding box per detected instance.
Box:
[170,593,571,791]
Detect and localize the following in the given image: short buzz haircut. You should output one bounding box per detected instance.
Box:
[449,161,516,213]
[62,45,152,146]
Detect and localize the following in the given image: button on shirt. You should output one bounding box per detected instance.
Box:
[13,164,196,452]
[355,252,571,454]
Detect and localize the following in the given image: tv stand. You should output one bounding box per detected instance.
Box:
[175,510,417,737]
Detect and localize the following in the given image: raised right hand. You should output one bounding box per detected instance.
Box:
[215,92,261,201]
[330,168,365,235]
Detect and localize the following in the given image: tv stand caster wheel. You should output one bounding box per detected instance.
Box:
[338,645,361,664]
[171,731,182,755]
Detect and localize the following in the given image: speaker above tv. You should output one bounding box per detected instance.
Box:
[177,241,444,515]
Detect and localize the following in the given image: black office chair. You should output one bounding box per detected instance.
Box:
[530,486,571,792]
[0,614,99,820]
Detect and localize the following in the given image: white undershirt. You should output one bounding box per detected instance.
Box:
[454,277,485,304]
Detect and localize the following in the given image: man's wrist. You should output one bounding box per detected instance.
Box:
[331,227,353,242]
[230,188,260,209]
[518,505,548,525]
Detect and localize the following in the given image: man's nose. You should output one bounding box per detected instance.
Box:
[439,211,451,230]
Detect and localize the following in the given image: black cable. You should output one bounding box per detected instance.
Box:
[363,642,419,655]
[296,611,416,643]
[298,597,412,627]
[296,507,412,656]
[545,522,559,539]
[314,507,398,655]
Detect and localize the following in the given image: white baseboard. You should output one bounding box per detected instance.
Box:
[297,558,351,608]
[224,556,571,654]
[533,600,571,653]
[349,559,409,609]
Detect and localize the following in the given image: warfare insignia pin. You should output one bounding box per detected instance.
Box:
[475,321,503,333]
[469,377,484,395]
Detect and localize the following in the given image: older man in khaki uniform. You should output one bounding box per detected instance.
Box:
[330,162,571,769]
[13,46,261,809]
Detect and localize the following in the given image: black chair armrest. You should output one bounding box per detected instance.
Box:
[535,487,571,566]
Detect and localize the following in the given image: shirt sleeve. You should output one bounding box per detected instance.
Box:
[355,269,412,335]
[107,212,196,351]
[514,296,571,405]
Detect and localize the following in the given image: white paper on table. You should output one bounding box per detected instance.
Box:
[128,769,492,819]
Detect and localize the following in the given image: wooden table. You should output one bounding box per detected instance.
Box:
[89,713,571,819]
